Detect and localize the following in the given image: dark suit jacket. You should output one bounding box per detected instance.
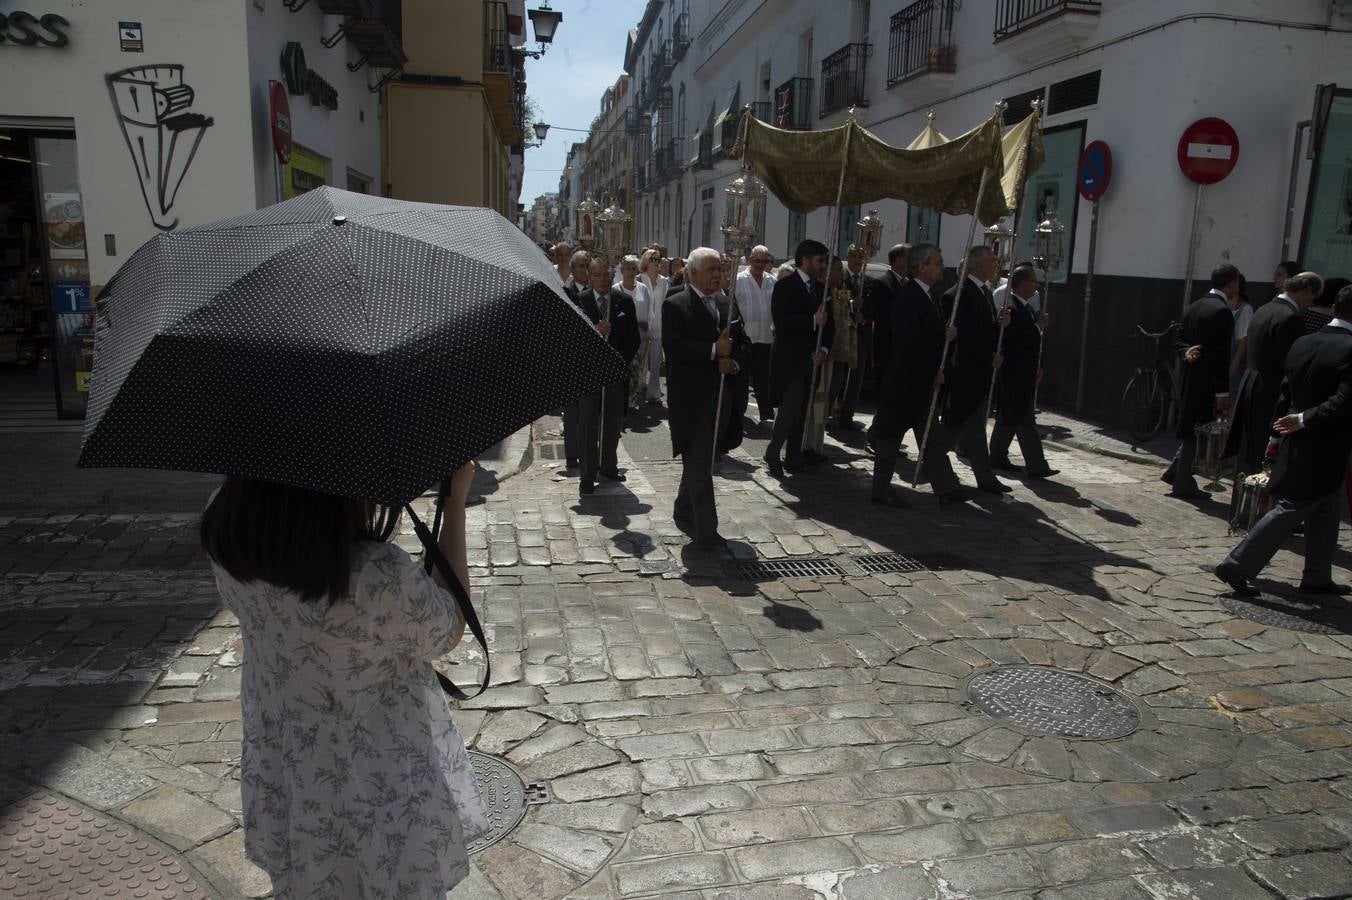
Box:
[567,283,601,323]
[769,270,834,402]
[1224,296,1303,466]
[871,277,944,438]
[1269,324,1352,503]
[596,287,641,364]
[940,277,1000,425]
[661,286,752,456]
[1175,292,1234,438]
[864,269,904,379]
[994,296,1040,425]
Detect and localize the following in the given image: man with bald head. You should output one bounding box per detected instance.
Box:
[735,244,777,423]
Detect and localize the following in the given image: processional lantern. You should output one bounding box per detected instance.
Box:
[1033,208,1066,275]
[576,194,600,251]
[983,218,1014,272]
[720,168,767,257]
[599,197,630,260]
[855,209,883,260]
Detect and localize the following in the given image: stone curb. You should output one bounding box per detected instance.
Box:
[471,423,535,500]
[1044,436,1167,467]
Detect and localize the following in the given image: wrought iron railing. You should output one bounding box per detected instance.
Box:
[820,43,871,117]
[483,0,511,74]
[994,0,1101,41]
[695,131,713,168]
[887,0,956,85]
[671,13,690,61]
[774,76,812,130]
[654,39,674,80]
[749,101,772,123]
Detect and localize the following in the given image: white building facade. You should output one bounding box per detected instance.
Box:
[0,0,385,419]
[620,0,1352,422]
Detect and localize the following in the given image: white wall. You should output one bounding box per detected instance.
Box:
[0,0,255,284]
[244,0,381,207]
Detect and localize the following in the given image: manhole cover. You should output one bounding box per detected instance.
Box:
[1221,595,1351,634]
[964,665,1141,741]
[467,751,548,853]
[731,558,848,580]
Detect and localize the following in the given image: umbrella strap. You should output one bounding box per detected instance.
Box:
[405,497,491,701]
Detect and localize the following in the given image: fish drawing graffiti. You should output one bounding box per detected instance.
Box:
[107,64,215,231]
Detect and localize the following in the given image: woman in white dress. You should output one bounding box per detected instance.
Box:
[637,248,669,405]
[201,462,488,900]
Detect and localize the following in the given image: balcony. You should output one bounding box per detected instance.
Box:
[690,130,713,169]
[671,13,690,62]
[749,101,772,123]
[887,0,956,101]
[993,0,1101,61]
[820,43,870,118]
[654,40,674,81]
[625,106,639,133]
[483,1,521,144]
[655,140,681,179]
[774,77,812,130]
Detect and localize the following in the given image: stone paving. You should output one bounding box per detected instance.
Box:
[2,412,1352,898]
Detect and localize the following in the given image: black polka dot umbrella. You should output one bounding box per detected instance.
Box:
[78,187,626,505]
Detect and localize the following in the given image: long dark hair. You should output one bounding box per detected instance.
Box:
[201,477,399,602]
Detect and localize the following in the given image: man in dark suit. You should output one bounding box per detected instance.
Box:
[868,243,974,507]
[939,245,1011,494]
[1163,264,1238,498]
[865,243,911,390]
[835,244,872,431]
[764,239,834,477]
[1223,271,1321,473]
[562,251,606,489]
[585,258,641,485]
[990,266,1057,479]
[662,247,752,549]
[1217,284,1352,596]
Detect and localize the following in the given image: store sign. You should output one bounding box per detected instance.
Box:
[54,281,92,314]
[0,11,70,47]
[280,41,338,111]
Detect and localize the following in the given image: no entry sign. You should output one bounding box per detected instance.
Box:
[1177,117,1239,184]
[270,80,293,165]
[1077,140,1112,201]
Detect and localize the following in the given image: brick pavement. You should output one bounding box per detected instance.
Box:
[2,413,1351,898]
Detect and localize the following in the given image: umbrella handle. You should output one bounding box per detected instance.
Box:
[408,501,490,700]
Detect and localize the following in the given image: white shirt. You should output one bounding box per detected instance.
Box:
[736,268,776,344]
[638,272,668,337]
[1232,301,1253,340]
[1274,293,1299,312]
[690,283,735,368]
[632,281,652,328]
[1330,317,1352,332]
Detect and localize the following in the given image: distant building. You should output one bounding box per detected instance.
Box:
[526,192,560,244]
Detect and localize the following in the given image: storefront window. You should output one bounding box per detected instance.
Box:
[284,144,330,198]
[34,135,91,417]
[1301,93,1352,277]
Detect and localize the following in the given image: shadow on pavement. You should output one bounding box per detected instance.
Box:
[761,599,824,632]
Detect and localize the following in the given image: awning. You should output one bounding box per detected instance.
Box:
[711,84,742,153]
[733,109,1044,224]
[687,127,704,166]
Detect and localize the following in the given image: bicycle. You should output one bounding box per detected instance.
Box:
[1121,321,1181,443]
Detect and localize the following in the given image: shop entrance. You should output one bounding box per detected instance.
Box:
[0,125,90,423]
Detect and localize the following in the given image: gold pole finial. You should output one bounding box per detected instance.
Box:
[926,108,936,125]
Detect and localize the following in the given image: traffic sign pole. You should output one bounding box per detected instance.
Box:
[1074,140,1111,416]
[1181,181,1203,316]
[1176,118,1239,314]
[1076,198,1099,416]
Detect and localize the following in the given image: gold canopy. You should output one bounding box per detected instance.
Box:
[733,108,1044,226]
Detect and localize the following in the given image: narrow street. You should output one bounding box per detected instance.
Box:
[2,407,1351,898]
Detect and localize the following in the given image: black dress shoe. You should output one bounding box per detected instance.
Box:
[871,493,912,509]
[938,488,977,507]
[1169,485,1207,500]
[1215,561,1260,597]
[762,454,784,478]
[978,482,1014,494]
[1026,468,1060,479]
[579,480,595,495]
[991,458,1024,473]
[599,469,627,482]
[1298,582,1351,595]
[694,533,728,550]
[783,458,807,474]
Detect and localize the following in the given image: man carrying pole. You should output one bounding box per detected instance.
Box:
[763,239,833,477]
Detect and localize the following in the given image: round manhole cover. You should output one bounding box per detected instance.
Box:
[965,665,1140,741]
[1221,595,1351,635]
[467,751,529,854]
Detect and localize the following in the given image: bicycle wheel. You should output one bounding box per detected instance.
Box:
[1122,370,1166,442]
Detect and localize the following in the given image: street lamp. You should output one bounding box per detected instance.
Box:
[855,209,883,261]
[525,2,563,57]
[983,218,1014,272]
[521,121,551,149]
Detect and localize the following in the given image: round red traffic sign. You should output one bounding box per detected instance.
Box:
[1077,140,1112,201]
[1177,117,1238,185]
[269,80,293,165]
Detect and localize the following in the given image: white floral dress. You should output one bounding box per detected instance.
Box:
[213,541,488,900]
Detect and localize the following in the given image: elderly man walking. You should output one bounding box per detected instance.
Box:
[663,247,751,549]
[736,245,777,424]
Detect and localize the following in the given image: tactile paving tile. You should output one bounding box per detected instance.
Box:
[0,772,214,898]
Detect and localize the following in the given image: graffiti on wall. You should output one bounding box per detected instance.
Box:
[107,64,215,231]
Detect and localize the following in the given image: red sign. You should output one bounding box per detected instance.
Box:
[1177,117,1239,185]
[1077,140,1112,202]
[269,80,292,165]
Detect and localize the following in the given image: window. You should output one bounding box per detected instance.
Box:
[788,211,807,252]
[1048,70,1100,115]
[701,202,712,246]
[1002,87,1046,125]
[836,204,861,257]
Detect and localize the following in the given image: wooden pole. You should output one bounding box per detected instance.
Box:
[912,165,995,489]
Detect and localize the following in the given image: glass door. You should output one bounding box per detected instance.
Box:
[33,134,91,418]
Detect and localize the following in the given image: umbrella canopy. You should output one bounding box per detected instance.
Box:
[79,187,627,505]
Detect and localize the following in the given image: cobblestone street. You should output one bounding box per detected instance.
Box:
[3,411,1352,899]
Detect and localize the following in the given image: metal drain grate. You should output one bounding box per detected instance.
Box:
[854,553,925,574]
[1221,595,1351,635]
[964,665,1141,741]
[467,751,548,853]
[731,558,848,580]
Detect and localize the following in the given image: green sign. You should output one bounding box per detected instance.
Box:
[280,41,338,111]
[1300,93,1352,278]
